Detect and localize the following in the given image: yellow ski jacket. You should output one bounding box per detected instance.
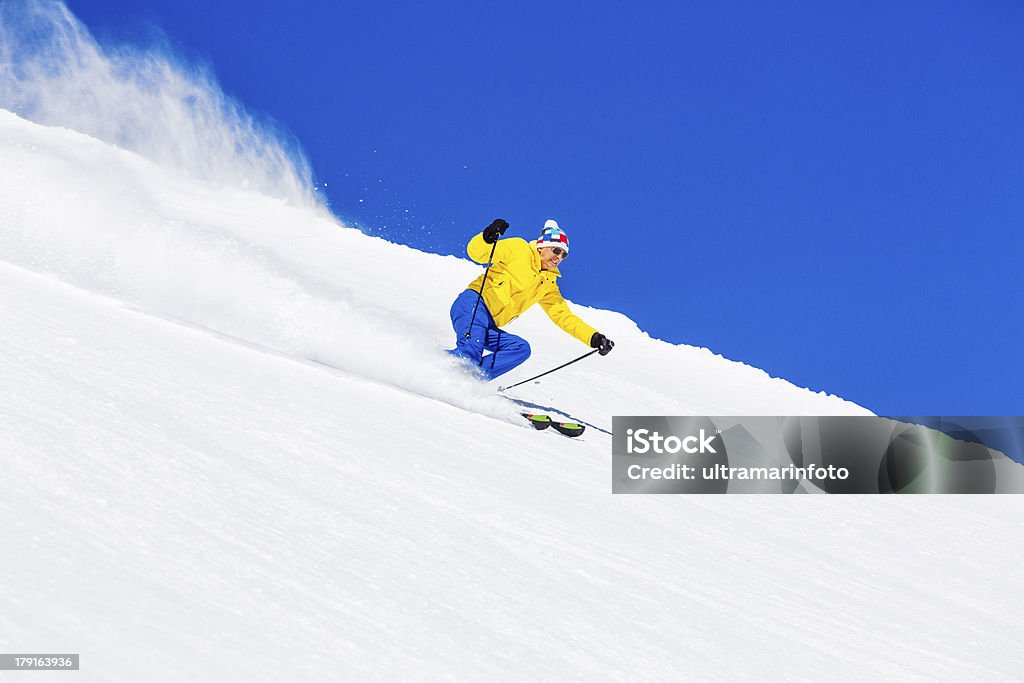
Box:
[464,232,598,346]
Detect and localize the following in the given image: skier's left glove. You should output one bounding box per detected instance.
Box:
[590,332,614,356]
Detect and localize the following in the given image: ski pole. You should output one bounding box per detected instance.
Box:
[465,239,498,340]
[497,349,599,392]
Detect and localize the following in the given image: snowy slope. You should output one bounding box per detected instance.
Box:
[0,110,867,421]
[2,111,1023,682]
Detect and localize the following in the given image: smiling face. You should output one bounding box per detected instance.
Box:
[538,246,566,271]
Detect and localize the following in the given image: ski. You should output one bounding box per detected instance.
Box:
[521,413,586,438]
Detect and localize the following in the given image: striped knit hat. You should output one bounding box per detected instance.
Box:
[537,219,569,253]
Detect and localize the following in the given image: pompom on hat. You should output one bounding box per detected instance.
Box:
[537,219,569,253]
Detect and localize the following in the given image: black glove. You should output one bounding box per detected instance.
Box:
[482,218,509,244]
[590,332,614,356]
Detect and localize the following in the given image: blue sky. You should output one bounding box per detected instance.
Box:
[68,0,1022,414]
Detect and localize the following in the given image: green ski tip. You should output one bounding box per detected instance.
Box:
[521,413,585,438]
[523,413,552,430]
[551,422,585,437]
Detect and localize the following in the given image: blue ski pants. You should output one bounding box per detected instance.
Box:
[448,289,531,380]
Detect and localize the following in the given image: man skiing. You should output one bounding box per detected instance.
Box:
[448,218,614,380]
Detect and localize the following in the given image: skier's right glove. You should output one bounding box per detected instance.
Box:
[482,218,509,244]
[590,332,615,356]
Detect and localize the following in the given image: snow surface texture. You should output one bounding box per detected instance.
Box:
[1,7,1022,677]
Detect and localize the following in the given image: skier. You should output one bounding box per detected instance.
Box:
[448,218,614,380]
